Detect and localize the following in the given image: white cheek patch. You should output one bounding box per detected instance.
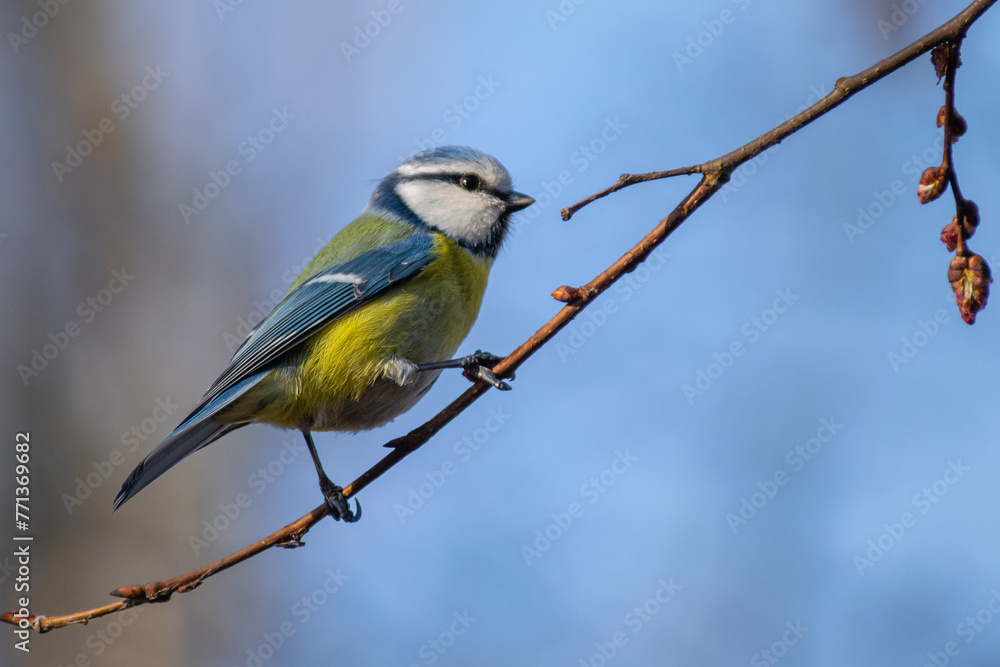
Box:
[396,180,498,245]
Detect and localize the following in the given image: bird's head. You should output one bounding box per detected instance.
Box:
[366,146,534,258]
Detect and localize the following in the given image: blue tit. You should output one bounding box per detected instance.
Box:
[114,146,534,521]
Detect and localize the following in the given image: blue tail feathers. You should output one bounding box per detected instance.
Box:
[113,372,268,509]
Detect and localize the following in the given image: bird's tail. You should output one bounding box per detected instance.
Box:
[113,372,268,510]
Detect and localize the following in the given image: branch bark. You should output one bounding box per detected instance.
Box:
[4,0,995,634]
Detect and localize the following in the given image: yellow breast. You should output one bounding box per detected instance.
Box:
[242,233,492,432]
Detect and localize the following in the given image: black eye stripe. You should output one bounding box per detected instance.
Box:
[401,172,501,197]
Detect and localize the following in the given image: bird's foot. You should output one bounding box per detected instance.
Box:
[461,350,513,391]
[319,476,361,523]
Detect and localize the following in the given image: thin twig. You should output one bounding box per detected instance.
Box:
[941,41,965,203]
[562,0,996,221]
[560,165,706,220]
[936,39,974,259]
[4,0,996,634]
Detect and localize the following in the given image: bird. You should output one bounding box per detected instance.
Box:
[114,146,534,522]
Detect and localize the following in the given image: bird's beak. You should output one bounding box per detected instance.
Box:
[506,191,535,213]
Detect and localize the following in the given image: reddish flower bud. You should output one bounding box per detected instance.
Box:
[917,166,948,204]
[941,201,979,253]
[936,106,968,143]
[948,253,992,324]
[940,219,960,252]
[552,285,580,303]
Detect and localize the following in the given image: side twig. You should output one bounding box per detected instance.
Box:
[3,0,995,634]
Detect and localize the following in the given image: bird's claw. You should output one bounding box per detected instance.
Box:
[462,350,513,391]
[319,477,361,523]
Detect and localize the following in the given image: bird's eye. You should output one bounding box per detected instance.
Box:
[458,174,480,191]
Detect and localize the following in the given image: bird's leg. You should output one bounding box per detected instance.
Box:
[413,350,513,391]
[302,430,361,523]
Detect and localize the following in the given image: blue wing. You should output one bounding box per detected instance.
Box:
[193,231,436,415]
[113,232,436,509]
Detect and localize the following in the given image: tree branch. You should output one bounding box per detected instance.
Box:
[4,0,996,634]
[563,0,995,221]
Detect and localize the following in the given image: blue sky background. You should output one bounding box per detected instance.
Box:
[3,1,1000,665]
